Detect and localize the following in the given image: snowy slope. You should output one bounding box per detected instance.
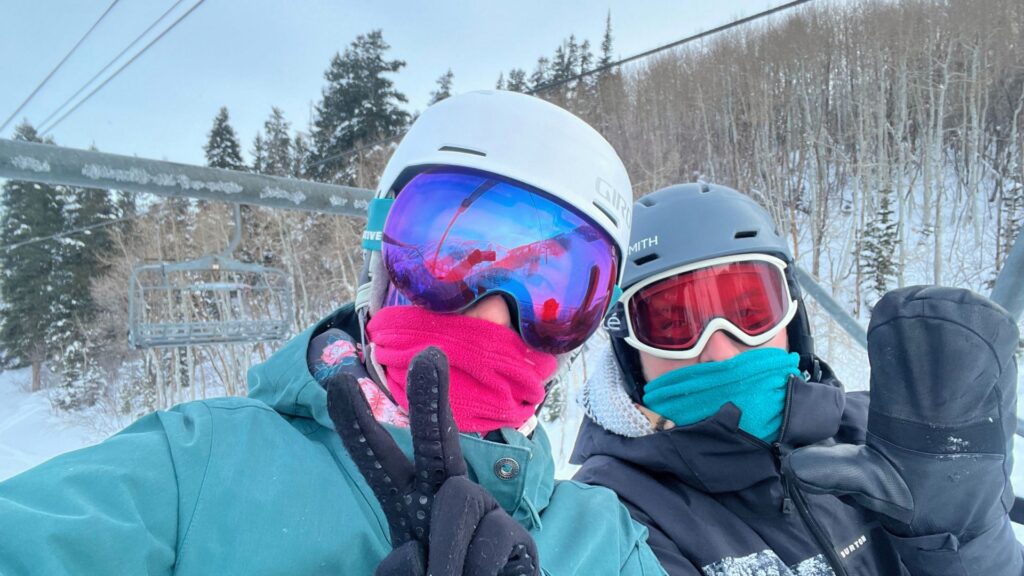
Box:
[0,368,99,482]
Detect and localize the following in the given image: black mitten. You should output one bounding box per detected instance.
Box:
[325,346,540,576]
[785,286,1018,541]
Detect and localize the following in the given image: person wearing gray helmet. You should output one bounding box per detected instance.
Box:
[572,182,1023,575]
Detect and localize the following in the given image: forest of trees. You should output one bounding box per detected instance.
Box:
[1,0,1022,430]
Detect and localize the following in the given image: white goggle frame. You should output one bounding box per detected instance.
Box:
[618,253,798,360]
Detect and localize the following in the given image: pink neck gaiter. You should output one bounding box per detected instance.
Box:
[366,306,559,434]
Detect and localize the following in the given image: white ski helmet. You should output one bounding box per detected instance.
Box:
[359,90,633,316]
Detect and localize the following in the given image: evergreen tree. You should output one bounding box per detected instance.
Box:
[552,44,569,83]
[529,57,551,90]
[0,123,65,391]
[599,11,614,69]
[495,72,505,90]
[575,39,599,115]
[309,30,410,183]
[579,39,594,76]
[251,133,267,174]
[429,68,454,105]
[48,183,118,409]
[505,69,529,92]
[565,35,580,80]
[262,107,293,177]
[861,189,899,299]
[204,107,245,170]
[292,133,311,178]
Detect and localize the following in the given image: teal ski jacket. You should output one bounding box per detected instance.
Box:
[0,305,664,575]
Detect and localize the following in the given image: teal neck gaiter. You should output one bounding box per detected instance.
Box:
[641,348,801,443]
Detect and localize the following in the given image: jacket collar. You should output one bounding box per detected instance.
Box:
[572,362,846,494]
[247,303,554,527]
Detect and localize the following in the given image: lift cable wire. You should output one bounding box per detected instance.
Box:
[308,0,815,172]
[41,0,208,136]
[37,0,190,135]
[527,0,815,95]
[0,203,169,254]
[0,0,123,134]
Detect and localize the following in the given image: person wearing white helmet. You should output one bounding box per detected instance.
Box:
[0,91,664,575]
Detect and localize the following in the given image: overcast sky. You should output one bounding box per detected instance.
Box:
[2,1,793,166]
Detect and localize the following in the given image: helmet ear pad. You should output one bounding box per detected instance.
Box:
[782,269,816,374]
[611,335,648,404]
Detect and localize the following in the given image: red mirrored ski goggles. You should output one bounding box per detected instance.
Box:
[606,254,797,359]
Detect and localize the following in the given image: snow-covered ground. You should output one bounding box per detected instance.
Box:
[0,367,100,482]
[3,354,1024,544]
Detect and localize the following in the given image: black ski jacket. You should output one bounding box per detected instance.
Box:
[572,362,1015,575]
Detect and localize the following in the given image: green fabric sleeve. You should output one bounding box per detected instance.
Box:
[0,407,209,575]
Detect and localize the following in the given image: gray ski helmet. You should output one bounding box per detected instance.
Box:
[607,182,816,402]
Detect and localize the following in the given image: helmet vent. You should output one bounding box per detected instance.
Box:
[438,145,487,157]
[593,201,619,227]
[734,230,759,239]
[638,197,657,208]
[634,253,659,266]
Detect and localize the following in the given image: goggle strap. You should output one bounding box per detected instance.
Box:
[361,198,394,251]
[605,284,623,316]
[603,302,630,338]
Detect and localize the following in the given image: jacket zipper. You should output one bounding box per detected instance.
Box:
[779,457,849,576]
[772,377,849,576]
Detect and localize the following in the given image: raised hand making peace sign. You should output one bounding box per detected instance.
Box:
[325,346,540,576]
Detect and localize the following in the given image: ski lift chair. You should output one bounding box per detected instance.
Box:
[128,204,293,348]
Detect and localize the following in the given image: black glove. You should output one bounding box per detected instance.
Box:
[325,346,540,576]
[784,286,1018,541]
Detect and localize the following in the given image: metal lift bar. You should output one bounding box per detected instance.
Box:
[4,138,1023,435]
[0,138,374,216]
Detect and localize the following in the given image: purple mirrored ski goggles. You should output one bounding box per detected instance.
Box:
[382,166,619,354]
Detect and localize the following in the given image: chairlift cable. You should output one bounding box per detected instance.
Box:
[0,0,123,134]
[37,0,191,134]
[41,0,208,136]
[526,0,816,96]
[0,203,169,253]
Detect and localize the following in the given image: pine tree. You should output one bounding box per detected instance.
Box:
[204,107,245,170]
[0,123,65,391]
[429,68,454,105]
[292,133,311,178]
[495,72,505,90]
[529,57,551,90]
[565,35,580,80]
[505,69,528,92]
[574,39,599,117]
[861,189,899,299]
[599,11,614,69]
[262,107,293,177]
[579,39,594,76]
[48,181,118,409]
[309,30,410,183]
[552,44,569,83]
[251,133,267,174]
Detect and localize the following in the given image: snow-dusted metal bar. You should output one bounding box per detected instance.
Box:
[793,265,869,350]
[0,138,375,217]
[797,259,1024,437]
[988,230,1024,437]
[991,230,1024,322]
